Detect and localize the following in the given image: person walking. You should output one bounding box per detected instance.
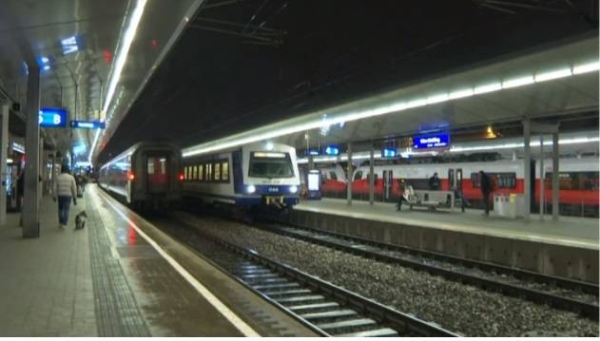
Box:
[54,165,78,228]
[396,179,409,211]
[480,170,492,216]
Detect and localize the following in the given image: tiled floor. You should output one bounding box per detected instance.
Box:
[0,186,319,337]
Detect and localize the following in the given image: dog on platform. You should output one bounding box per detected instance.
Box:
[75,210,87,230]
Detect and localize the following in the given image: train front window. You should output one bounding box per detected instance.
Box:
[249,152,294,178]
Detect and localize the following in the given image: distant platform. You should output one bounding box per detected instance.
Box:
[296,198,598,250]
[291,198,598,282]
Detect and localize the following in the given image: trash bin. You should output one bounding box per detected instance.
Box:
[494,193,506,216]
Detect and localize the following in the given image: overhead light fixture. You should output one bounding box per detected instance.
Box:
[448,88,473,100]
[90,0,148,164]
[502,75,534,89]
[474,82,502,95]
[534,68,572,82]
[573,61,600,75]
[426,93,449,104]
[183,46,599,158]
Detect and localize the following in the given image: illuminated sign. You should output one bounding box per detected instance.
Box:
[412,133,450,149]
[306,149,320,156]
[61,36,79,55]
[381,148,397,158]
[70,120,105,129]
[39,108,68,128]
[324,146,340,156]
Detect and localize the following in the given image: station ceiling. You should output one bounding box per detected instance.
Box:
[0,1,597,165]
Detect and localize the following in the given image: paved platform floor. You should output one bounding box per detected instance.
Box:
[0,185,317,337]
[296,198,599,250]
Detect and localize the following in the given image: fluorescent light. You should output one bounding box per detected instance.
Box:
[43,65,51,71]
[426,93,449,104]
[448,88,473,100]
[502,75,534,89]
[102,0,148,115]
[405,98,427,109]
[474,82,502,94]
[92,0,148,163]
[534,68,572,82]
[573,61,600,75]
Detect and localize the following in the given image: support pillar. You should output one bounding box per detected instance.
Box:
[552,132,560,221]
[522,119,531,220]
[0,104,8,225]
[51,151,57,198]
[23,65,41,238]
[539,135,544,220]
[369,147,374,205]
[346,143,352,206]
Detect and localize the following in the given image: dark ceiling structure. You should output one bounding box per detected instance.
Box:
[98,0,598,163]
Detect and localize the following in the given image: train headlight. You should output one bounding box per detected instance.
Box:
[289,185,298,193]
[246,185,256,194]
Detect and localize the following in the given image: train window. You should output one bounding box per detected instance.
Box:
[184,167,189,180]
[148,159,155,174]
[214,163,221,181]
[471,172,516,189]
[222,162,229,181]
[191,166,196,180]
[354,171,363,181]
[329,172,337,181]
[249,152,294,178]
[207,163,212,181]
[199,165,204,181]
[546,172,599,190]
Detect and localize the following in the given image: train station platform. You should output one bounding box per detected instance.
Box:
[290,198,599,282]
[0,185,318,337]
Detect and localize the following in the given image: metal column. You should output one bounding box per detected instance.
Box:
[552,132,560,221]
[346,143,352,206]
[522,119,531,220]
[369,147,374,205]
[23,65,41,238]
[0,104,8,225]
[539,135,544,220]
[51,151,57,197]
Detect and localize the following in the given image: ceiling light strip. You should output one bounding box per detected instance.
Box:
[90,0,148,165]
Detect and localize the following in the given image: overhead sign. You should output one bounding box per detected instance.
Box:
[70,120,106,129]
[324,145,340,156]
[39,108,68,128]
[412,132,450,149]
[381,148,397,158]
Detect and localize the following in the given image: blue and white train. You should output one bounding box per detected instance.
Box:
[98,142,183,209]
[182,142,301,209]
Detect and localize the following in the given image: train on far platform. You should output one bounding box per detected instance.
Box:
[182,142,301,211]
[98,142,183,209]
[317,156,599,217]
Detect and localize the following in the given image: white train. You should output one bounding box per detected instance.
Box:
[98,142,183,209]
[182,142,301,209]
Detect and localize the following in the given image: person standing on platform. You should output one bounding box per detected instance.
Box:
[428,172,440,190]
[53,165,78,228]
[480,170,492,216]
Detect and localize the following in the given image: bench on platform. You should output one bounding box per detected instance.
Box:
[406,190,457,212]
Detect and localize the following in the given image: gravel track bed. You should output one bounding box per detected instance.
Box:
[182,214,599,337]
[294,228,598,304]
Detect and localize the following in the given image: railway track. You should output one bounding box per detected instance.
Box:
[254,221,599,320]
[171,221,460,337]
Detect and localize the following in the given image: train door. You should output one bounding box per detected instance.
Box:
[383,169,393,201]
[146,153,170,193]
[448,168,464,210]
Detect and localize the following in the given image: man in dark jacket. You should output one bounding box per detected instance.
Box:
[428,172,440,190]
[480,170,492,216]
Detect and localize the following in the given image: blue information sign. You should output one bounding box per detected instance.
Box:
[39,108,68,128]
[381,148,397,158]
[70,120,106,129]
[412,132,450,149]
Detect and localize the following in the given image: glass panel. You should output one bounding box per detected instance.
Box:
[222,162,229,180]
[214,163,221,181]
[248,152,294,178]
